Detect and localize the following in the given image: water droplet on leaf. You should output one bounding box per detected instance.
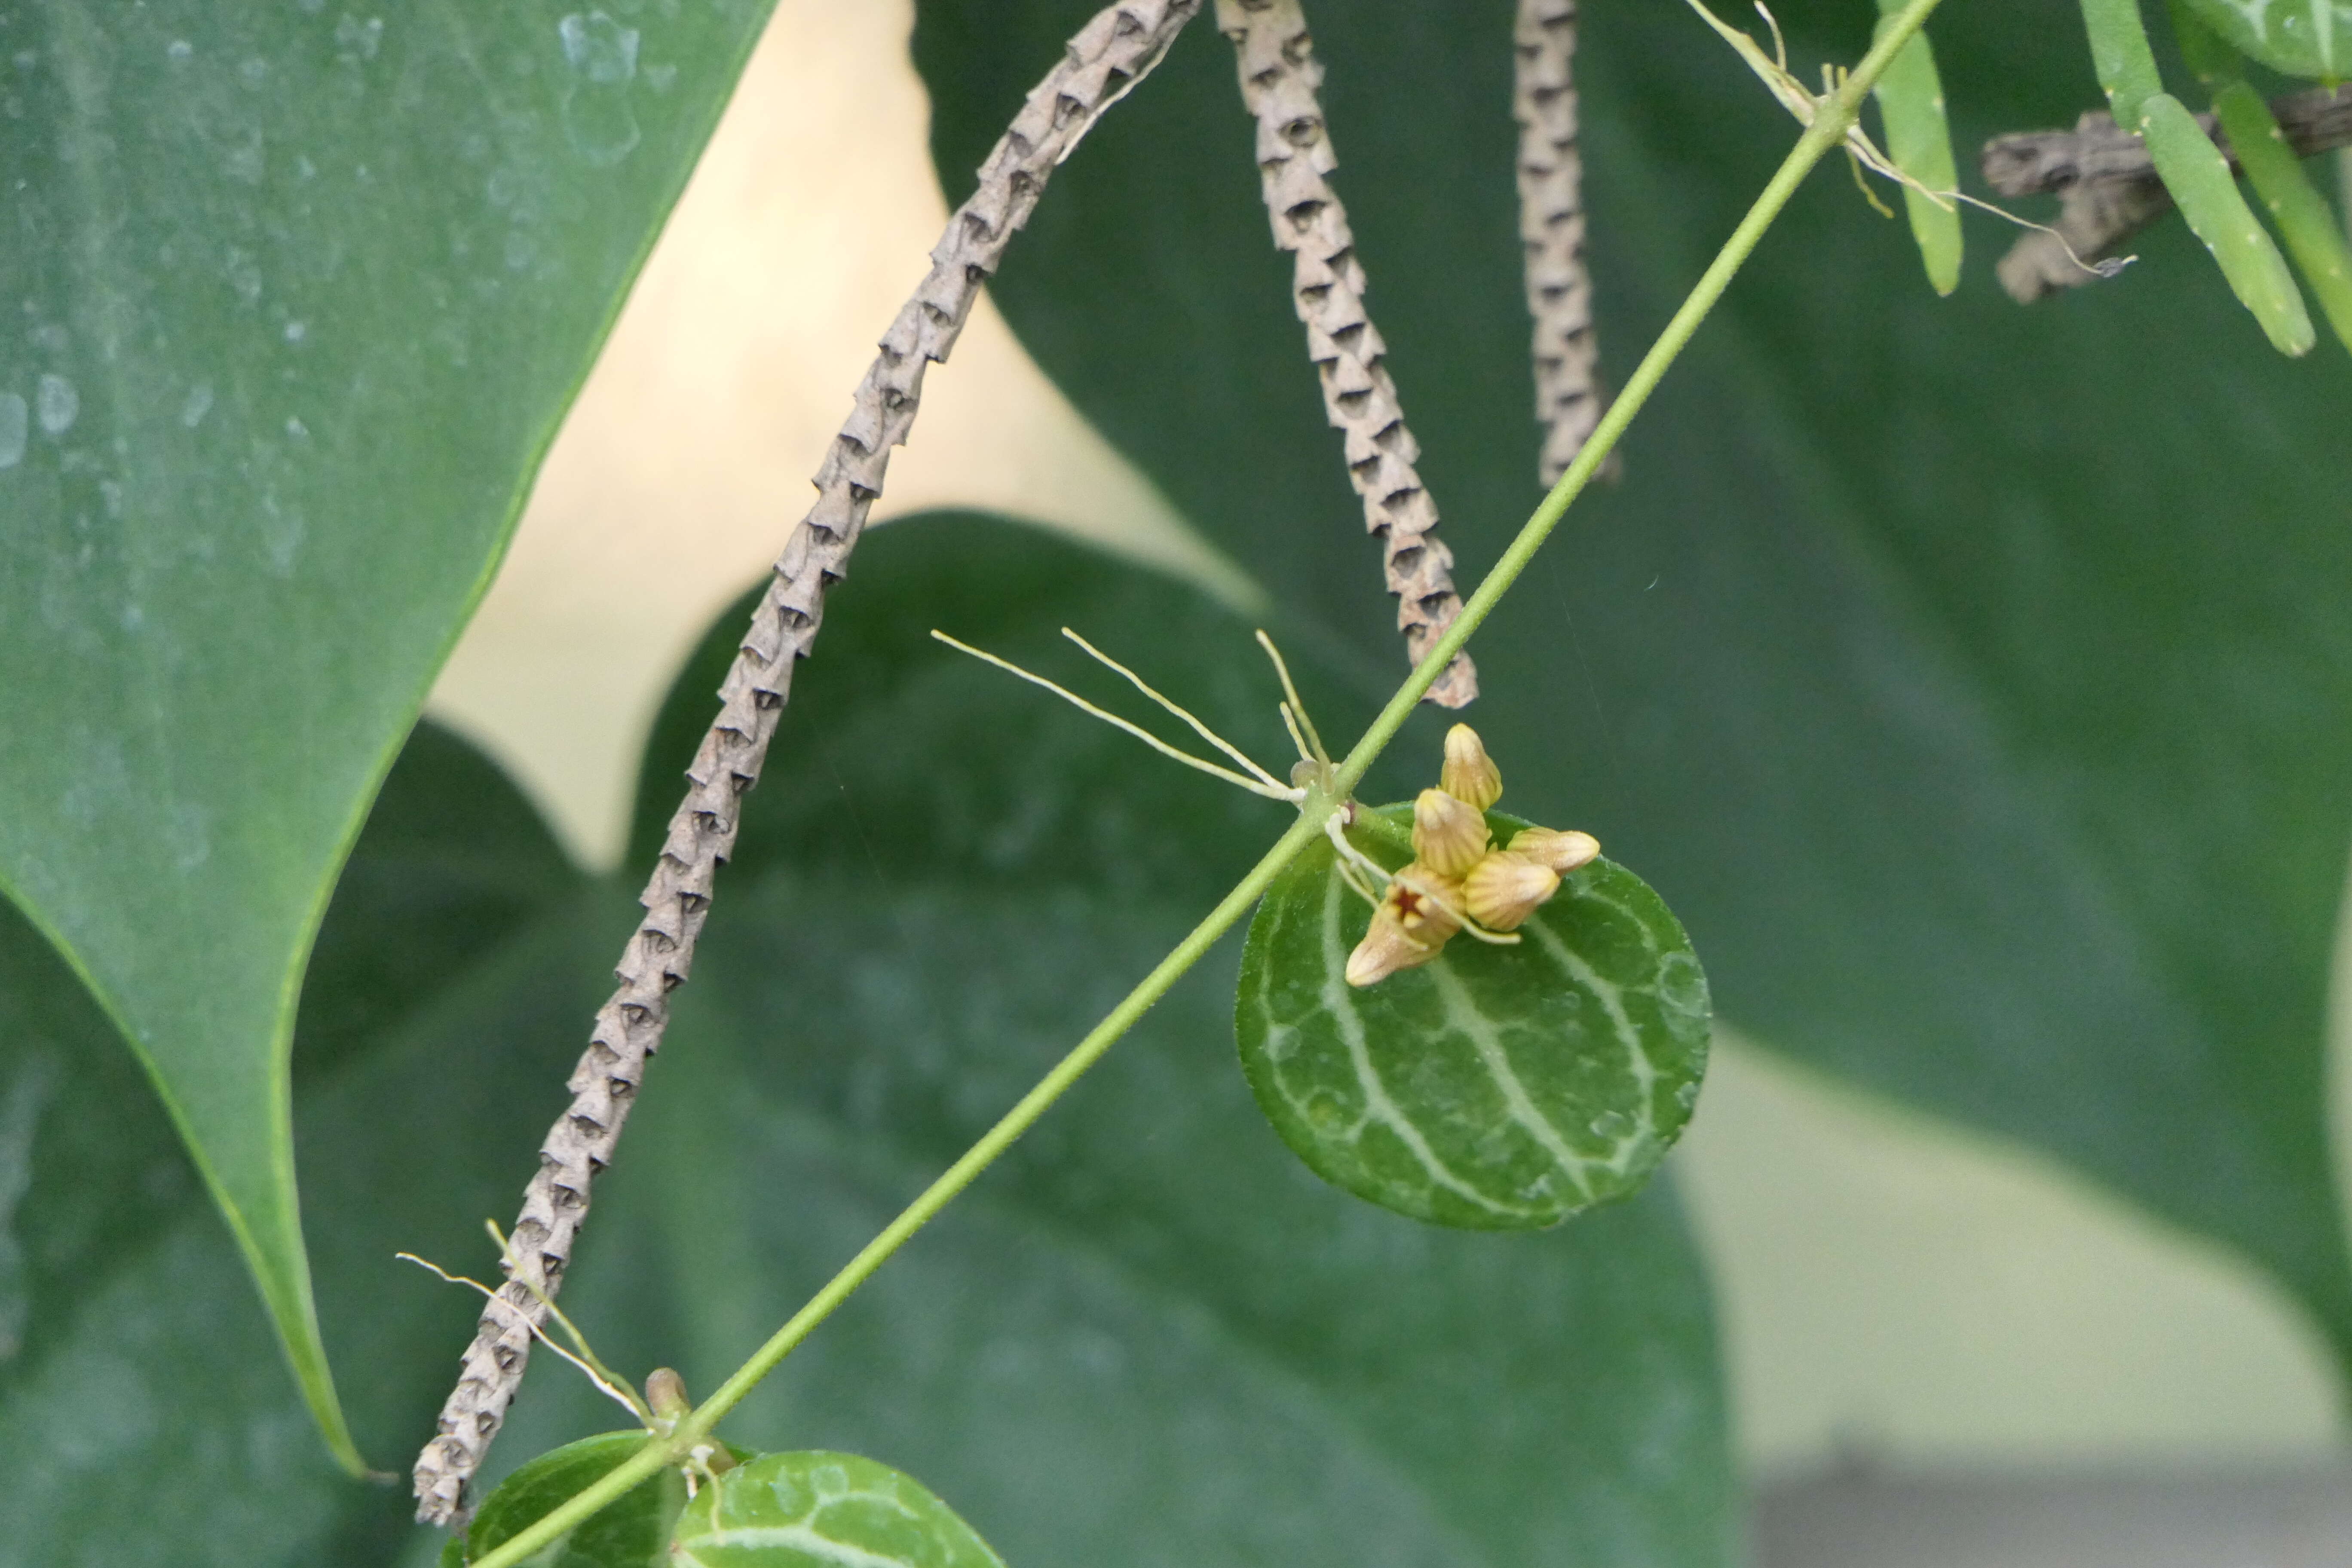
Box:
[34,374,75,435]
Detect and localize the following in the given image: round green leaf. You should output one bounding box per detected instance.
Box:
[449,1430,761,1568]
[443,1431,681,1568]
[1236,807,1709,1229]
[672,1451,1007,1568]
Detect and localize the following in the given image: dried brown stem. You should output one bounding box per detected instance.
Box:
[1513,0,1611,487]
[1215,0,1478,708]
[1984,83,2352,303]
[410,0,1203,1526]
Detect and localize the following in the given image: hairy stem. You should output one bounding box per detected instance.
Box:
[412,0,1204,1525]
[467,1,1944,1560]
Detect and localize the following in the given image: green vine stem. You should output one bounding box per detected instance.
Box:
[469,2,1945,1559]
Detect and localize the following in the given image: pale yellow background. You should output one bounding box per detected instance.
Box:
[426,0,2348,1473]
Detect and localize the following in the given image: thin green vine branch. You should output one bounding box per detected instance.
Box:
[1335,0,1945,798]
[469,1,1945,1560]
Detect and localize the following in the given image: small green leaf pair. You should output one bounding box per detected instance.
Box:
[451,1432,1003,1568]
[2084,0,2352,356]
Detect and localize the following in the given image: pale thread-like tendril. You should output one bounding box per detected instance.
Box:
[1513,0,1611,486]
[1215,0,1479,709]
[409,0,1204,1526]
[1982,84,2352,303]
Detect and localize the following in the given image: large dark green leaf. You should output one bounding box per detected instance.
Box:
[0,0,778,1460]
[915,0,2352,1363]
[0,721,610,1564]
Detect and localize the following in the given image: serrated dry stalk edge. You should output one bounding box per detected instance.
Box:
[412,0,1206,1525]
[1513,0,1611,486]
[466,1,1946,1562]
[1216,0,1478,707]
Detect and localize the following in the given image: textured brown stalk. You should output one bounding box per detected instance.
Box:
[1984,84,2352,303]
[1513,0,1611,486]
[1215,0,1477,708]
[410,0,1203,1526]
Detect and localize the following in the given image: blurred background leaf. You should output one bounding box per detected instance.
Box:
[2173,0,2352,79]
[0,721,610,1564]
[0,0,777,1459]
[915,0,2352,1366]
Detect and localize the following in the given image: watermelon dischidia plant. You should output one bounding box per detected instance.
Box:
[4,1,2351,1564]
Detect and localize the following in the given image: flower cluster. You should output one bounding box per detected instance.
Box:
[1344,726,1600,987]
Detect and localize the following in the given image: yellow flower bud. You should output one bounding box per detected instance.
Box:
[1383,861,1464,944]
[1440,724,1503,810]
[1345,903,1443,987]
[1508,826,1601,875]
[1462,849,1560,931]
[1344,862,1463,986]
[1412,787,1490,877]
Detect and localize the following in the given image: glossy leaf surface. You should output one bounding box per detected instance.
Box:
[1237,809,1709,1228]
[0,0,777,1461]
[671,1452,1005,1568]
[917,0,2352,1361]
[0,520,1731,1567]
[2176,0,2352,77]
